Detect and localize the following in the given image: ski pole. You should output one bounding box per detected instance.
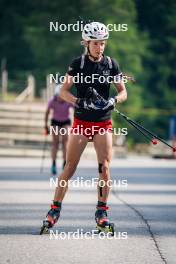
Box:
[122,73,136,83]
[115,109,157,142]
[114,108,176,152]
[40,128,49,173]
[127,118,157,144]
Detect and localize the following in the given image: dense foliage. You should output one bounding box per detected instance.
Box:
[0,0,175,141]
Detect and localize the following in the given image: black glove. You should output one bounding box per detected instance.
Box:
[76,97,116,111]
[75,98,89,110]
[75,87,117,111]
[75,98,104,110]
[101,97,116,111]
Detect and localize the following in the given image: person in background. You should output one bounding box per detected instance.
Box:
[44,85,73,174]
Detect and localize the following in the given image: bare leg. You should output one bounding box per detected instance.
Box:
[61,125,69,166]
[51,133,59,162]
[53,134,88,202]
[93,132,113,203]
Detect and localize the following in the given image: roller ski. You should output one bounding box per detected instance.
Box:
[40,204,61,235]
[95,206,115,236]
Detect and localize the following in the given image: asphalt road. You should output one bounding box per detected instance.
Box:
[0,157,176,264]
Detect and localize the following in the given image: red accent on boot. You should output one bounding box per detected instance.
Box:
[97,206,109,210]
[99,218,108,224]
[51,205,60,209]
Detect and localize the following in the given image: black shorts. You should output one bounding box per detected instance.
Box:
[51,119,71,127]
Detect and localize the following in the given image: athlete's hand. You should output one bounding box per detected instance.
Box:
[75,98,99,110]
[85,87,117,111]
[76,97,116,111]
[44,126,49,135]
[86,98,109,111]
[76,87,107,110]
[101,97,117,111]
[75,98,88,109]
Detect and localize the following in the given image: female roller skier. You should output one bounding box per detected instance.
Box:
[40,21,127,235]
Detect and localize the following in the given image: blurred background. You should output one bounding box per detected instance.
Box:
[0,0,176,159]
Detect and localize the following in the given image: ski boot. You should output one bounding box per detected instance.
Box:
[40,204,61,235]
[95,206,114,236]
[51,164,57,175]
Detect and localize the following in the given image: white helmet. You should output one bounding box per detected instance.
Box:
[54,84,61,96]
[82,22,109,41]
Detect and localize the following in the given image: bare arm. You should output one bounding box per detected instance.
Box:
[59,74,77,105]
[113,80,127,103]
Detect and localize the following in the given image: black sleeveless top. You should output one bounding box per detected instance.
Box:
[67,55,121,122]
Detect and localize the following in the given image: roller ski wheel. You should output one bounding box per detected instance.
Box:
[96,223,115,236]
[40,220,50,235]
[40,204,61,235]
[95,206,114,236]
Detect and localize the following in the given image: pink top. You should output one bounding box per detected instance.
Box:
[48,96,73,121]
